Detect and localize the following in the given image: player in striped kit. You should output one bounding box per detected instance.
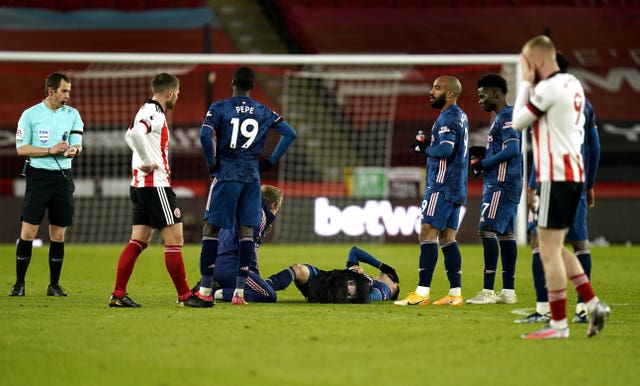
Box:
[395,75,469,307]
[466,74,523,305]
[516,52,601,324]
[195,67,296,305]
[512,35,610,339]
[109,73,210,308]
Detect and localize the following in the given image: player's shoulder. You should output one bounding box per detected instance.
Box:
[441,105,468,125]
[137,100,165,121]
[139,100,164,113]
[243,97,279,116]
[495,106,514,126]
[500,105,514,117]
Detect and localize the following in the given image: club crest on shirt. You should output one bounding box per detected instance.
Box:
[174,208,181,219]
[38,129,49,143]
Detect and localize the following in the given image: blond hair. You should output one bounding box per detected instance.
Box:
[261,185,283,209]
[523,35,556,62]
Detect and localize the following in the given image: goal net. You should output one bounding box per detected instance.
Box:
[0,53,522,245]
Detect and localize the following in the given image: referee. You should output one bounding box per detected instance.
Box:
[9,72,83,297]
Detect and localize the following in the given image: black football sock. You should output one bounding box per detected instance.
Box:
[532,250,548,302]
[234,238,254,295]
[499,237,518,290]
[418,241,438,287]
[442,241,462,289]
[266,266,296,291]
[481,237,499,290]
[16,238,33,284]
[49,241,64,285]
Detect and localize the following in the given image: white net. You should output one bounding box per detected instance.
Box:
[0,53,521,244]
[43,63,195,243]
[276,62,520,243]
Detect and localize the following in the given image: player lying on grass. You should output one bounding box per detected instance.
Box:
[264,246,400,303]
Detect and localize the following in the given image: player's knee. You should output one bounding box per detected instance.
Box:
[202,222,219,238]
[238,225,253,238]
[571,240,589,252]
[478,228,497,239]
[291,264,310,283]
[497,231,515,241]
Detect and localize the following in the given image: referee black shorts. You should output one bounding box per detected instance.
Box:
[21,167,75,227]
[130,186,182,229]
[536,181,582,230]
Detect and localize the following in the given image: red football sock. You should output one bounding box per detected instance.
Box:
[570,273,596,303]
[548,288,567,322]
[113,239,147,298]
[164,245,191,301]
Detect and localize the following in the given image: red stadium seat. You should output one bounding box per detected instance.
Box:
[84,0,118,9]
[174,0,207,7]
[21,0,57,9]
[147,0,176,8]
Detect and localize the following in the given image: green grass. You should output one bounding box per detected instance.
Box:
[1,243,638,386]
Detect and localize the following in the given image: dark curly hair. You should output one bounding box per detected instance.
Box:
[477,73,508,94]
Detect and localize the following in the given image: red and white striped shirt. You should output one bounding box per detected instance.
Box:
[124,100,171,187]
[513,73,585,183]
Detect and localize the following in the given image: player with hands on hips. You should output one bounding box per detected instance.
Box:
[109,73,211,308]
[195,66,296,305]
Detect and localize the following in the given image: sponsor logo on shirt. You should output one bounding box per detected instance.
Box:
[15,128,23,143]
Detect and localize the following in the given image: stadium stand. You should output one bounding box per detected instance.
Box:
[1,0,207,10]
[0,1,638,243]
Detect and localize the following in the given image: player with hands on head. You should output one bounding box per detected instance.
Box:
[512,35,609,339]
[516,52,601,324]
[109,73,210,308]
[396,75,469,307]
[10,72,83,298]
[466,74,523,305]
[195,66,296,305]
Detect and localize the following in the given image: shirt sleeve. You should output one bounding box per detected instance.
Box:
[16,111,31,148]
[68,109,84,146]
[125,117,153,166]
[267,119,297,164]
[513,81,539,131]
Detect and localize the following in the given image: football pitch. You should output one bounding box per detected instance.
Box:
[1,243,638,386]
